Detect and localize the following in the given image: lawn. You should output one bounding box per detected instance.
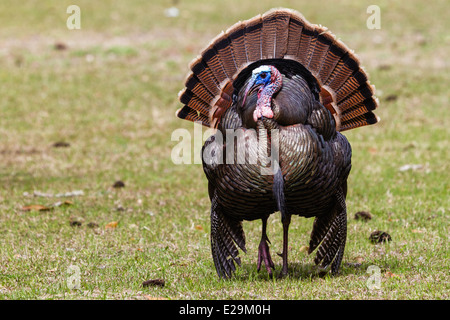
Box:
[0,0,448,300]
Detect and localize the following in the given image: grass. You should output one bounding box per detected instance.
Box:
[0,0,448,299]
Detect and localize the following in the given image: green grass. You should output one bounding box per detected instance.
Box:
[0,0,448,299]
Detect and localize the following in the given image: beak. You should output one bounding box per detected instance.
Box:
[242,76,260,106]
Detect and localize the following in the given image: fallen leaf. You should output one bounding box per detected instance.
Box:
[69,219,82,227]
[52,200,74,207]
[369,230,392,244]
[403,143,417,151]
[52,141,70,148]
[354,211,372,221]
[32,191,54,197]
[56,190,84,197]
[21,204,52,212]
[377,64,391,71]
[142,279,165,288]
[164,6,179,18]
[384,271,399,278]
[299,245,309,253]
[345,256,364,268]
[399,164,423,172]
[112,180,125,188]
[194,225,204,231]
[143,295,167,300]
[345,262,362,268]
[105,221,118,229]
[33,190,84,198]
[54,42,68,51]
[87,222,99,228]
[385,94,398,102]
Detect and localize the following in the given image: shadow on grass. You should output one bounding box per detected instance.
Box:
[230,261,372,281]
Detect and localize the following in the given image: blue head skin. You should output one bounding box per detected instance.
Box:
[242,65,282,121]
[243,66,272,101]
[252,68,272,87]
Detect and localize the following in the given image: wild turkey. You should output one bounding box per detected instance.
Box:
[177,8,379,278]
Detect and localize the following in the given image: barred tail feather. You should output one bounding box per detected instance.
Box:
[178,8,379,132]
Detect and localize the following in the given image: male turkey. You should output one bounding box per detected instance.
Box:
[177,8,379,278]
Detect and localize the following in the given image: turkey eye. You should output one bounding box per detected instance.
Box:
[260,73,267,79]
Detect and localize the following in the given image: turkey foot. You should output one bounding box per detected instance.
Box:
[257,235,275,276]
[257,217,275,277]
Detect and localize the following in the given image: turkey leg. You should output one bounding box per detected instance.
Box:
[280,213,291,277]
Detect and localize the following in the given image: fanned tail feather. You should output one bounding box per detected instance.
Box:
[177,8,379,132]
[226,21,249,66]
[244,15,263,61]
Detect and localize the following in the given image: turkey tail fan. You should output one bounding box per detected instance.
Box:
[177,8,379,131]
